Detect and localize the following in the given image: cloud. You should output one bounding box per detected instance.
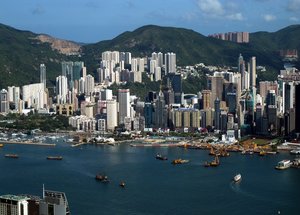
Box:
[32,4,45,15]
[226,13,244,21]
[197,0,224,16]
[287,0,300,12]
[290,16,299,21]
[263,14,276,22]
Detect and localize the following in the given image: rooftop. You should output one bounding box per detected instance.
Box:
[0,194,29,201]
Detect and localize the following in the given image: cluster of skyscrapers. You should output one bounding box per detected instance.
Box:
[209,32,249,43]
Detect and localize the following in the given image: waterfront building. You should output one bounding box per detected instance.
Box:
[106,99,118,131]
[0,195,29,215]
[154,91,167,129]
[40,64,46,90]
[118,89,131,125]
[144,103,154,128]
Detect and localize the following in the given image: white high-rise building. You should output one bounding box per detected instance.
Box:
[157,52,164,67]
[84,75,95,96]
[0,89,9,113]
[7,86,20,106]
[131,58,138,72]
[154,67,161,81]
[150,60,157,74]
[165,52,176,73]
[56,76,68,104]
[125,52,132,64]
[249,56,256,88]
[138,58,144,72]
[22,83,46,109]
[118,89,130,124]
[40,64,46,89]
[107,99,118,131]
[0,195,29,215]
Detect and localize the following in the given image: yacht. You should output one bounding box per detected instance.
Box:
[290,149,300,155]
[275,160,292,170]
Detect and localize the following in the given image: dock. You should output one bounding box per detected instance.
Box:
[0,140,56,147]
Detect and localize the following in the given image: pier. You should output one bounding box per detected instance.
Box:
[0,140,56,147]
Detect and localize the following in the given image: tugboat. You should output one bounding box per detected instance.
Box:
[172,159,189,165]
[233,173,242,182]
[47,156,63,160]
[156,153,168,160]
[5,154,19,158]
[95,174,110,183]
[119,181,126,188]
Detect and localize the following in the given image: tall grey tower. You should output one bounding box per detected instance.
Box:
[40,64,46,89]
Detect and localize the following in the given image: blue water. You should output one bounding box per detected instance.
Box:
[0,138,299,215]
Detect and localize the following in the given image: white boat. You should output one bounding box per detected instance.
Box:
[233,174,242,182]
[275,160,292,170]
[290,149,300,155]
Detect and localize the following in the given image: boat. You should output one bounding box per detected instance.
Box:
[47,156,63,160]
[0,143,3,147]
[203,161,210,167]
[5,154,19,158]
[233,173,242,182]
[275,160,292,170]
[119,181,126,188]
[209,156,220,167]
[172,159,189,164]
[259,151,267,156]
[290,149,300,155]
[156,153,168,160]
[95,174,110,183]
[209,147,216,156]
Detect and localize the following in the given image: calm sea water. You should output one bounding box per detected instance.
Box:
[0,137,299,215]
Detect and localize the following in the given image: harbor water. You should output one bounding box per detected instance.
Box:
[0,137,299,215]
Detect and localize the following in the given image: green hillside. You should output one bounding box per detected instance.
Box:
[0,24,77,89]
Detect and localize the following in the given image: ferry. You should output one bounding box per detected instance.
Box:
[233,174,242,182]
[47,156,63,160]
[5,154,19,158]
[290,149,300,155]
[172,159,189,165]
[156,153,168,160]
[275,160,292,170]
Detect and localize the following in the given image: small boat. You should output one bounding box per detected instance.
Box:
[0,143,3,147]
[47,156,63,160]
[5,154,19,158]
[290,149,300,155]
[156,153,168,160]
[209,156,220,167]
[275,160,292,170]
[95,174,110,183]
[259,151,267,156]
[233,173,242,182]
[203,161,210,167]
[119,181,126,188]
[172,159,189,165]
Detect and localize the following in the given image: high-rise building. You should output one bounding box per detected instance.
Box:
[249,57,256,88]
[0,195,29,215]
[39,188,70,215]
[73,61,84,81]
[22,83,46,109]
[62,61,74,90]
[118,89,130,125]
[295,84,300,133]
[214,98,221,130]
[201,90,211,109]
[154,67,161,81]
[106,99,118,131]
[56,76,68,104]
[283,82,294,113]
[209,73,224,108]
[165,52,176,74]
[0,89,9,113]
[84,75,95,96]
[40,64,46,89]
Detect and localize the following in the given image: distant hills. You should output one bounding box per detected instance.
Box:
[0,23,300,89]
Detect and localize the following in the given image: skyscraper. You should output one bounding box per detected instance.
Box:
[214,98,221,130]
[56,76,68,104]
[249,57,256,88]
[40,64,46,89]
[0,89,9,113]
[165,52,176,74]
[62,61,74,90]
[84,74,95,96]
[106,99,118,131]
[295,84,300,133]
[118,89,130,125]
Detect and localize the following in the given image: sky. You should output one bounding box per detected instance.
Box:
[0,0,299,43]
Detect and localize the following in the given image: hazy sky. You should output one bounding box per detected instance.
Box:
[0,0,299,43]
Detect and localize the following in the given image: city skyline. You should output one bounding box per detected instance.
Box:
[0,0,299,43]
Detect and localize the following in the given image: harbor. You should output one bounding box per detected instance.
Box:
[0,138,299,215]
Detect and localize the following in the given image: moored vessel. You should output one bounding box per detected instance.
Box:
[47,156,63,160]
[290,149,300,155]
[172,159,189,164]
[95,174,110,182]
[5,154,19,158]
[275,160,292,170]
